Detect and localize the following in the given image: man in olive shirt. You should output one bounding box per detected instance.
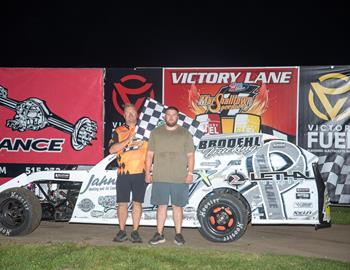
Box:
[145,106,195,245]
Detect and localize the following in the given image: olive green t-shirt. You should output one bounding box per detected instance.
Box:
[148,125,195,183]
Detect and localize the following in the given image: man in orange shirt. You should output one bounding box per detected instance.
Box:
[109,104,148,243]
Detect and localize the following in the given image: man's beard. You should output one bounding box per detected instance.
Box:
[166,121,177,127]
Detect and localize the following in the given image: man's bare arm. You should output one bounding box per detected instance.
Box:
[108,134,133,154]
[145,151,154,183]
[186,152,195,184]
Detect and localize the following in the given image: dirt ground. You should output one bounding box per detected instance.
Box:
[1,221,350,262]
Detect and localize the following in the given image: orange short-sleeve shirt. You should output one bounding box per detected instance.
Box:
[113,125,148,175]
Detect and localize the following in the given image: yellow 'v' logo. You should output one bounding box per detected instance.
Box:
[308,73,350,121]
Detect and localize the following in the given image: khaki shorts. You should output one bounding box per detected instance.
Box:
[151,182,189,207]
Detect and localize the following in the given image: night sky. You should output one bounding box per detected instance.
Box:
[1,3,349,67]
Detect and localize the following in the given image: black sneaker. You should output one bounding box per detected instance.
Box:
[174,233,185,245]
[130,230,143,243]
[113,230,128,242]
[149,232,166,245]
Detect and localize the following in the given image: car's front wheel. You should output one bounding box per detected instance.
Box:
[197,192,249,242]
[0,187,42,236]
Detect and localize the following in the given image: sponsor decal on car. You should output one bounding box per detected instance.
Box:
[198,135,262,158]
[296,188,310,192]
[294,202,313,208]
[54,173,70,180]
[296,193,311,199]
[293,210,313,216]
[78,198,95,212]
[80,175,117,194]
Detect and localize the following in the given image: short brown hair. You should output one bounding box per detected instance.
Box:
[123,103,137,111]
[164,106,179,114]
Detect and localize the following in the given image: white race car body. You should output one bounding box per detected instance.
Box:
[0,133,331,241]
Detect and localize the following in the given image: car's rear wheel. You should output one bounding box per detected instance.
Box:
[0,187,42,236]
[197,193,248,242]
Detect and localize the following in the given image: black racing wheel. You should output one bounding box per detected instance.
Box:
[197,192,249,242]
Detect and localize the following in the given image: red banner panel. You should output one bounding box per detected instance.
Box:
[0,68,104,178]
[164,67,298,141]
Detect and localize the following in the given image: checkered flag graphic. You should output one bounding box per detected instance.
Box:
[318,153,350,204]
[260,125,296,143]
[135,98,205,147]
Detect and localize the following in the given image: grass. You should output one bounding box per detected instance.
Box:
[331,205,350,225]
[0,243,349,270]
[0,205,348,269]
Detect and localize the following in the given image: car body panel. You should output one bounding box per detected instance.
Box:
[0,133,330,228]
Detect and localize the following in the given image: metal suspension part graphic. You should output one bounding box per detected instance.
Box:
[0,86,97,150]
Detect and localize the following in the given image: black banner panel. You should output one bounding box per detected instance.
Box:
[103,68,163,155]
[298,66,350,203]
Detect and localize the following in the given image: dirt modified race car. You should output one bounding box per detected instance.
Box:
[0,133,331,242]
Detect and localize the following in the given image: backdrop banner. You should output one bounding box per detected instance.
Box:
[103,68,162,155]
[0,68,104,181]
[298,66,350,203]
[163,67,298,142]
[0,66,349,204]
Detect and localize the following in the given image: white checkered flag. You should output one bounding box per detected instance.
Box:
[135,98,205,147]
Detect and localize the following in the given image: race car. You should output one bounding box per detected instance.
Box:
[0,133,331,242]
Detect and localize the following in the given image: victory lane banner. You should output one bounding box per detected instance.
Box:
[0,68,104,180]
[298,66,350,204]
[103,68,162,156]
[163,67,298,142]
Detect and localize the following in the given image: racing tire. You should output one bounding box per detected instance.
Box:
[0,187,42,236]
[197,193,248,242]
